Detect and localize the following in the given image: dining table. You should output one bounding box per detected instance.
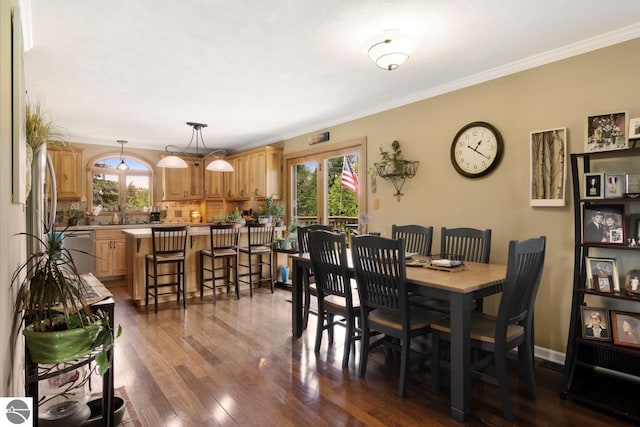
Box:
[289,252,507,422]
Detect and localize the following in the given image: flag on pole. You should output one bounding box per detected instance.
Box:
[341,156,359,194]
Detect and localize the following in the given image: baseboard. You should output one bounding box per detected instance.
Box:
[534,345,566,365]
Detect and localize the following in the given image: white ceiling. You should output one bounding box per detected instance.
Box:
[23,0,640,154]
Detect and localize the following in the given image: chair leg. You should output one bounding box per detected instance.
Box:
[495,347,513,420]
[328,314,335,345]
[269,251,274,293]
[153,261,159,313]
[248,253,254,297]
[199,252,205,300]
[303,273,311,329]
[359,327,369,378]
[234,254,240,299]
[314,305,324,353]
[519,341,537,399]
[398,336,409,397]
[145,258,150,308]
[225,257,231,294]
[181,261,187,309]
[431,330,440,392]
[342,314,354,368]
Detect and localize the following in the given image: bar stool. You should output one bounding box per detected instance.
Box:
[145,226,189,313]
[199,223,241,304]
[238,223,275,297]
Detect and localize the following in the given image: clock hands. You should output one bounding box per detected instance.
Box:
[466,140,491,160]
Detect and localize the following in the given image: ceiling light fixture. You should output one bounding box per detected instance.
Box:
[116,140,129,171]
[156,122,234,172]
[368,30,416,71]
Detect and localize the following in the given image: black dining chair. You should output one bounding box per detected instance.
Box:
[297,224,334,329]
[199,223,241,304]
[145,226,189,313]
[440,227,492,264]
[351,234,446,397]
[430,236,546,420]
[392,224,433,256]
[309,229,361,368]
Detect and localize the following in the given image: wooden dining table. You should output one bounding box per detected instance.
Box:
[289,252,507,422]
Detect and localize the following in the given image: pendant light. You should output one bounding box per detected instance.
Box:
[116,140,129,171]
[367,30,416,71]
[157,122,233,172]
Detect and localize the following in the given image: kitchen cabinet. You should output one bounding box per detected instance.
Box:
[48,146,83,199]
[561,147,640,424]
[95,229,126,278]
[161,156,204,200]
[224,146,283,200]
[223,157,247,199]
[204,157,225,199]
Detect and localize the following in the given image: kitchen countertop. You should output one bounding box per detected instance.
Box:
[54,223,227,232]
[122,225,285,238]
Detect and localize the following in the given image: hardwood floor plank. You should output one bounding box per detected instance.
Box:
[107,283,634,426]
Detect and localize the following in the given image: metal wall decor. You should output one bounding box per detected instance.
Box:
[374,140,419,201]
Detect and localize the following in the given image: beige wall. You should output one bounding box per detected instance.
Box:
[283,38,640,356]
[1,0,28,396]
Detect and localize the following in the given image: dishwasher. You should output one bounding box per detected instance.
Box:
[61,230,95,275]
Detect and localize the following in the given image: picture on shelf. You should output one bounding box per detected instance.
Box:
[625,269,640,294]
[612,311,640,348]
[594,274,613,293]
[604,173,625,198]
[580,307,610,341]
[585,111,627,152]
[626,173,640,196]
[627,214,640,246]
[583,205,625,244]
[583,173,603,199]
[585,257,620,291]
[629,117,640,139]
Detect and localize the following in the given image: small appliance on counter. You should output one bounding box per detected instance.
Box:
[150,206,161,224]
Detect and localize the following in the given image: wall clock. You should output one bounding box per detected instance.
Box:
[450,121,504,178]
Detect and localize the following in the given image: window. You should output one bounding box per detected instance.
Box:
[90,156,152,210]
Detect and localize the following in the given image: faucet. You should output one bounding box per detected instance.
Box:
[120,206,129,225]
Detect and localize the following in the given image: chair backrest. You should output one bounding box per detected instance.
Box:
[440,227,492,263]
[209,223,241,250]
[496,236,546,338]
[392,224,433,256]
[351,235,409,320]
[247,223,275,247]
[308,230,350,300]
[298,224,334,254]
[151,226,188,257]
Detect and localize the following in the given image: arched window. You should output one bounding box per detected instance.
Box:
[89,154,153,211]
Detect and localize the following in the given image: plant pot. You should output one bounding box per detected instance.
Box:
[81,396,126,427]
[24,322,101,364]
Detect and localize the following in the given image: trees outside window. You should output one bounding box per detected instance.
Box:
[90,157,152,210]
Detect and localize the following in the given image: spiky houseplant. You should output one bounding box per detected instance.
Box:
[12,226,120,373]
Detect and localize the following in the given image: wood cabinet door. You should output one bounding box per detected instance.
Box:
[223,158,242,198]
[247,150,267,198]
[162,165,189,200]
[94,239,112,278]
[49,147,82,199]
[186,161,204,199]
[112,238,127,276]
[204,161,225,199]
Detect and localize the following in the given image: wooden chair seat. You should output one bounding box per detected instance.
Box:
[369,307,445,331]
[431,311,525,344]
[324,289,360,311]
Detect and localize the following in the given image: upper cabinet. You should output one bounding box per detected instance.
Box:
[48,146,83,200]
[224,146,283,200]
[204,157,225,200]
[161,156,204,200]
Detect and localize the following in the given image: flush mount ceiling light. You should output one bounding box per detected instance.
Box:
[116,140,129,171]
[367,30,416,71]
[156,122,234,172]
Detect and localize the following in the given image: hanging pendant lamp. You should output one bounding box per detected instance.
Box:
[157,122,233,171]
[116,140,129,171]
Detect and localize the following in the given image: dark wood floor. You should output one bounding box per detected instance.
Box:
[104,281,631,426]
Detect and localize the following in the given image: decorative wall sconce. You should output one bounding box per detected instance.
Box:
[374,140,419,201]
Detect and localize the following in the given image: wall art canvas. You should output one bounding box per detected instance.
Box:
[530,127,567,207]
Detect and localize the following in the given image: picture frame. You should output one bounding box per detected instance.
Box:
[594,274,613,293]
[629,117,640,139]
[611,311,640,348]
[585,111,628,152]
[583,205,625,245]
[604,173,625,198]
[583,173,604,199]
[625,269,640,294]
[530,127,567,207]
[585,257,620,290]
[627,214,640,244]
[625,173,640,197]
[580,307,610,341]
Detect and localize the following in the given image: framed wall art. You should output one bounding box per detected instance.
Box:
[604,173,625,198]
[625,173,640,197]
[585,256,620,290]
[629,117,640,140]
[612,311,640,348]
[627,214,640,244]
[625,269,640,294]
[530,127,567,207]
[580,307,610,341]
[585,111,627,153]
[583,205,625,245]
[583,173,604,199]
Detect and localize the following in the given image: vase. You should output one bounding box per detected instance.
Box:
[23,321,101,365]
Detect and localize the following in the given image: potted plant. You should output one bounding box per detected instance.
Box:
[11,226,120,373]
[224,207,245,225]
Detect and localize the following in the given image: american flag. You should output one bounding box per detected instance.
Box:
[341,156,359,194]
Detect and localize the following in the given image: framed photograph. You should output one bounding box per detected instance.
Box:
[627,214,640,244]
[625,269,640,294]
[530,127,567,207]
[594,275,613,293]
[583,173,604,199]
[585,111,628,152]
[612,311,640,348]
[581,307,610,341]
[604,173,625,198]
[625,173,640,197]
[585,257,620,290]
[629,117,640,139]
[583,205,625,245]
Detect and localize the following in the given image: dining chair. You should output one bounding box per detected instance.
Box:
[297,224,334,329]
[308,229,361,368]
[351,234,446,397]
[199,223,241,304]
[430,236,546,420]
[238,223,276,297]
[144,226,189,313]
[391,224,433,256]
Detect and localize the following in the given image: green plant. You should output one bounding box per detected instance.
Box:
[25,99,66,153]
[377,140,409,174]
[11,225,120,373]
[224,207,243,223]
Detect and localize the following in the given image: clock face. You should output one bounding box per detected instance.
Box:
[450,122,503,178]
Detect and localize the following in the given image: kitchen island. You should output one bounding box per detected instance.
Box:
[123,225,285,305]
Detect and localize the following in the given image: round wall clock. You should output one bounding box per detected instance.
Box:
[450,121,504,178]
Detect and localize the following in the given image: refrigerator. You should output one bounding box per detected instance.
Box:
[26,146,57,254]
